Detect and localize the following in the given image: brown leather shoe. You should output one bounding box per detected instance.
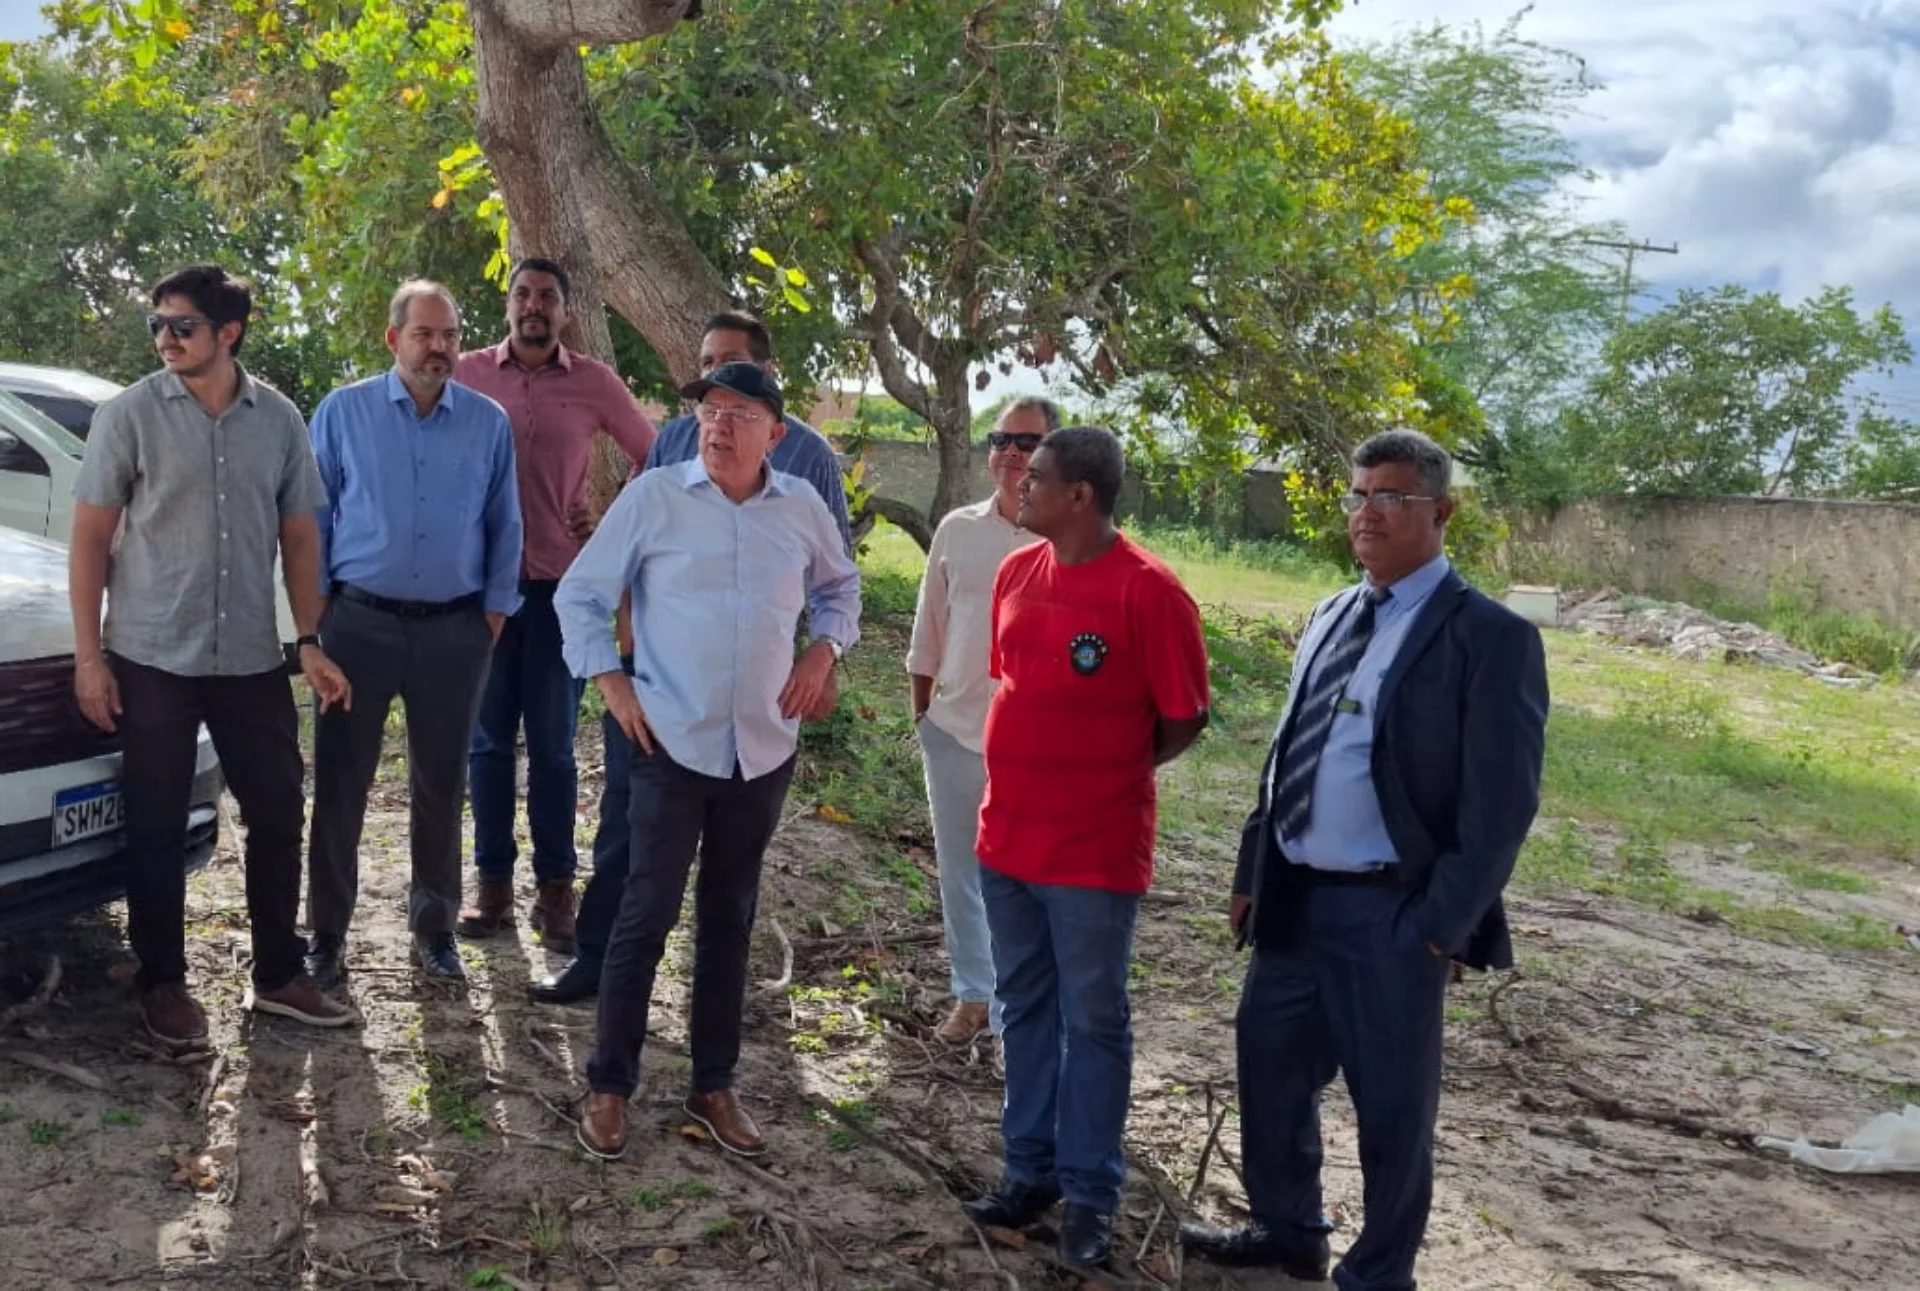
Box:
[530,880,578,955]
[456,876,516,938]
[139,982,209,1047]
[577,1092,628,1161]
[934,999,990,1044]
[248,974,360,1028]
[684,1088,765,1157]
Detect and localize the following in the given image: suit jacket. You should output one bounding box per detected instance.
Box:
[1232,568,1549,970]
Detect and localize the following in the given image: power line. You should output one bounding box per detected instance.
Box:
[1576,238,1680,320]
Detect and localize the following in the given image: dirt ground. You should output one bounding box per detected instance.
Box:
[2,725,1917,1290]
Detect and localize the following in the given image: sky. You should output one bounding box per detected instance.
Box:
[6,1,1918,413]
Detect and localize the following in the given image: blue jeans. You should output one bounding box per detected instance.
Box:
[571,704,635,972]
[917,718,1001,1031]
[981,868,1140,1212]
[1238,882,1449,1291]
[468,580,586,883]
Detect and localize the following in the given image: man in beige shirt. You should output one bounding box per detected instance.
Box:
[905,397,1054,1047]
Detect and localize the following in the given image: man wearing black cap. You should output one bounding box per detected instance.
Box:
[554,362,861,1162]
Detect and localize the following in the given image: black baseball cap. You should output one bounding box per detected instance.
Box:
[679,361,784,422]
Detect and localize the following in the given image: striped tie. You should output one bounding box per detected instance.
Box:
[1270,586,1391,841]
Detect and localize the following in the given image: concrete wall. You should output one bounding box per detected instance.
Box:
[855,439,1293,538]
[1507,495,1920,630]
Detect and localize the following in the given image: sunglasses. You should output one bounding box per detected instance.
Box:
[988,432,1043,452]
[146,312,214,340]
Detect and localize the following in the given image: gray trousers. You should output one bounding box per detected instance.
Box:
[307,596,495,937]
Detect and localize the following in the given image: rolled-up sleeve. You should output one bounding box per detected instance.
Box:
[557,478,653,680]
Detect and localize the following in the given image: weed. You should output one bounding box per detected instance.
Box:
[627,1187,670,1211]
[522,1199,566,1255]
[28,1120,67,1146]
[101,1108,142,1127]
[466,1265,511,1288]
[409,1057,489,1140]
[679,1179,717,1199]
[700,1217,741,1241]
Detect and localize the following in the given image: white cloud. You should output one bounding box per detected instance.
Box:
[1330,0,1920,338]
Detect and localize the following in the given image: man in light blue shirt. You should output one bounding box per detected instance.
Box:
[557,362,859,1164]
[531,310,855,1007]
[304,280,524,988]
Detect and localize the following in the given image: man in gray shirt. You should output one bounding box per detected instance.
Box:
[70,264,357,1047]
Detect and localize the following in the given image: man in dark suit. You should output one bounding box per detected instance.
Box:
[1180,429,1548,1291]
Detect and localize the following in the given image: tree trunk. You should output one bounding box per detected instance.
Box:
[469,0,730,514]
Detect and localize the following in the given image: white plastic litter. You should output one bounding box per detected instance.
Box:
[1755,1105,1920,1174]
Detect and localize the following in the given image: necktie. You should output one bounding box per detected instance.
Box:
[1269,585,1391,841]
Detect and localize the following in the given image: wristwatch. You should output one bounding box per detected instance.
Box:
[816,636,846,664]
[295,634,322,650]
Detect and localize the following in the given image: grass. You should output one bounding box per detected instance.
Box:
[817,522,1917,954]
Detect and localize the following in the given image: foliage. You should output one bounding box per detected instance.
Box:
[592,1,1454,521]
[1840,411,1920,499]
[1346,15,1624,500]
[0,38,273,382]
[1555,285,1915,499]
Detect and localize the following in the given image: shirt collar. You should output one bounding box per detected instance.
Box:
[974,494,1024,530]
[1366,552,1451,609]
[383,367,456,417]
[676,454,790,499]
[492,337,573,371]
[157,366,260,406]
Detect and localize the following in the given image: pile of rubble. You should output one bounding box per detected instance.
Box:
[1556,589,1872,684]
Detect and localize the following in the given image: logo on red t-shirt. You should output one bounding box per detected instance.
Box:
[1069,631,1108,675]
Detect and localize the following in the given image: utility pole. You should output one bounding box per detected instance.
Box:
[1577,238,1679,320]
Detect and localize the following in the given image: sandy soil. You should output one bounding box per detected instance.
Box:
[1,729,1917,1290]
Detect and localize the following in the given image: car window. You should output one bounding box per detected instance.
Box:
[14,393,94,438]
[0,388,85,459]
[0,423,47,474]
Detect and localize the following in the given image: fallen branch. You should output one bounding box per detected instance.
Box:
[483,1071,579,1128]
[1565,1077,1757,1148]
[0,1044,107,1090]
[0,955,61,1031]
[759,917,794,994]
[1487,971,1527,1048]
[198,1054,230,1117]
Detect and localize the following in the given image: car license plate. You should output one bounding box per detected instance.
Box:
[53,780,123,847]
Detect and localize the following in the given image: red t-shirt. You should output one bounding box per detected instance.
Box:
[977,533,1210,893]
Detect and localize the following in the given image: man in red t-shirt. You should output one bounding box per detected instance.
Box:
[962,426,1211,1269]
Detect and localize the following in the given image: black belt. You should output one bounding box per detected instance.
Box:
[1290,863,1404,888]
[334,583,483,619]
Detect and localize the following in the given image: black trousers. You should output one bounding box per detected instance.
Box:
[587,748,795,1098]
[306,596,495,937]
[114,656,306,992]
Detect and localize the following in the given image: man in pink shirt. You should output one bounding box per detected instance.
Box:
[450,258,657,955]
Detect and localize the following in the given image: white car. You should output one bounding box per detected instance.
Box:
[0,378,296,644]
[0,527,222,936]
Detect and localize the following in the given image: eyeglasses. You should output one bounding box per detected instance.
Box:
[697,403,772,424]
[1339,490,1439,515]
[145,312,213,340]
[988,432,1043,452]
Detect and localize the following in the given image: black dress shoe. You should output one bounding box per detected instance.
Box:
[1179,1220,1330,1279]
[415,933,467,983]
[1058,1203,1114,1268]
[304,934,345,991]
[528,957,600,1004]
[962,1176,1062,1229]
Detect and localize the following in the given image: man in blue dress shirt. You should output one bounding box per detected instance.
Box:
[529,311,855,1006]
[304,280,524,986]
[1182,430,1549,1291]
[556,362,859,1162]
